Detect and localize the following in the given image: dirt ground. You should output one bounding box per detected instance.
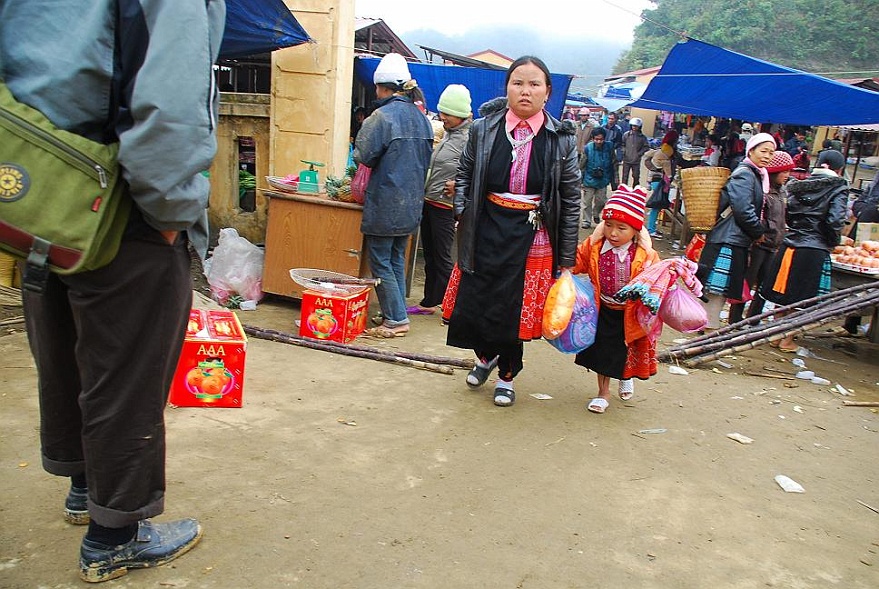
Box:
[1,233,878,589]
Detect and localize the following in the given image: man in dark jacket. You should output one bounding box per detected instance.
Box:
[620,117,649,187]
[602,111,624,185]
[1,1,225,582]
[354,53,434,337]
[783,131,808,157]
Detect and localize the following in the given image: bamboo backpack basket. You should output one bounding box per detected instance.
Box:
[680,166,731,231]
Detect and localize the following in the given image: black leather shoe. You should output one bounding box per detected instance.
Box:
[80,518,203,583]
[466,356,498,388]
[65,486,89,525]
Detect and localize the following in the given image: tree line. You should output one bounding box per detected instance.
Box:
[617,0,879,77]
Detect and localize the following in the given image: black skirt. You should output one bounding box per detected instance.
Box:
[574,305,626,378]
[760,245,831,305]
[446,199,534,349]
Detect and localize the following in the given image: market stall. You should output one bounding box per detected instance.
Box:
[830,240,879,343]
[262,190,368,299]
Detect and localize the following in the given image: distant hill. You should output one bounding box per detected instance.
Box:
[399,25,632,97]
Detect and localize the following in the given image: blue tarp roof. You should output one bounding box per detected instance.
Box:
[220,0,311,59]
[354,58,573,120]
[629,38,879,126]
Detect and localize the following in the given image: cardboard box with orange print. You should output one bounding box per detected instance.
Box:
[168,309,247,408]
[299,288,369,343]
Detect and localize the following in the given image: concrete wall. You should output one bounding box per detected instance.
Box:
[209,94,270,246]
[208,0,354,246]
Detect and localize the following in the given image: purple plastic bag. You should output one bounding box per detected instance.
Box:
[546,273,598,354]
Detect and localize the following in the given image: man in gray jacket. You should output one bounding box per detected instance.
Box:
[0,1,225,582]
[411,84,473,315]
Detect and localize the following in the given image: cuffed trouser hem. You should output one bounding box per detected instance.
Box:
[42,455,85,477]
[88,496,165,529]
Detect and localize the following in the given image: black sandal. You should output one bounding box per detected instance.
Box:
[466,356,498,388]
[493,386,515,407]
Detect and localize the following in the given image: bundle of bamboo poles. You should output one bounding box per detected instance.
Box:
[659,282,879,367]
[0,285,22,307]
[242,325,474,375]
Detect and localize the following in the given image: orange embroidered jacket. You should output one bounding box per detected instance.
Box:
[572,236,660,345]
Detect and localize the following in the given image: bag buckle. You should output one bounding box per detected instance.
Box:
[23,237,51,295]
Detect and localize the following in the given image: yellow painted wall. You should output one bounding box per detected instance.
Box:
[272,0,354,182]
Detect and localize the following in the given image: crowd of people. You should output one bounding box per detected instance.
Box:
[5,20,873,580]
[351,52,870,409]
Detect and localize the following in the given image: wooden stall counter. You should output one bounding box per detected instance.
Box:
[262,190,368,299]
[831,263,879,343]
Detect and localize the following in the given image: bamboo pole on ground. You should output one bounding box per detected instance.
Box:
[242,325,472,374]
[659,286,879,365]
[680,282,878,347]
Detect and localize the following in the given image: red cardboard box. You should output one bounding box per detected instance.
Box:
[168,309,247,408]
[299,288,369,343]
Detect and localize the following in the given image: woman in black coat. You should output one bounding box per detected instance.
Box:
[696,133,776,328]
[441,56,581,407]
[761,150,849,351]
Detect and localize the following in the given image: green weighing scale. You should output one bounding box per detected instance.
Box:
[297,160,324,193]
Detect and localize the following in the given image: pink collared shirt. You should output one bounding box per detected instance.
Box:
[505,109,546,135]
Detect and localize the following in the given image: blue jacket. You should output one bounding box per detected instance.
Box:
[581,142,616,189]
[354,95,433,236]
[0,0,225,254]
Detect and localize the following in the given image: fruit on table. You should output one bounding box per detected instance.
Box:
[832,240,879,268]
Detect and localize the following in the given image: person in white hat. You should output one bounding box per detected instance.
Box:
[620,116,649,188]
[355,53,434,337]
[408,84,473,316]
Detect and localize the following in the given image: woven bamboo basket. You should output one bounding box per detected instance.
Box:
[680,167,731,231]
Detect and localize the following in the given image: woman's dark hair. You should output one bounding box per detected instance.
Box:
[707,133,720,144]
[378,81,426,107]
[505,56,552,94]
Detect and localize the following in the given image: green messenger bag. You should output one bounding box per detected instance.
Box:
[0,80,131,293]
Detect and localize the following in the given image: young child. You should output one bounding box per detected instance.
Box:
[572,185,660,414]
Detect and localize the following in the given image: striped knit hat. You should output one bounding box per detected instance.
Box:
[602,185,647,230]
[766,150,795,173]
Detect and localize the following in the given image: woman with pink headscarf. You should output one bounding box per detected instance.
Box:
[695,133,777,329]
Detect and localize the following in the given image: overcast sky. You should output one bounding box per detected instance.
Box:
[354,0,654,42]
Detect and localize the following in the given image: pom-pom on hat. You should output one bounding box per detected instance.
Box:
[437,84,472,118]
[373,53,412,86]
[602,185,647,231]
[766,151,795,173]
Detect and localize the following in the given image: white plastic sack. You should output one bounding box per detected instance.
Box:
[205,228,264,305]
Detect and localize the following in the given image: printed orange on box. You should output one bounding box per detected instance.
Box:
[299,288,369,343]
[168,309,247,408]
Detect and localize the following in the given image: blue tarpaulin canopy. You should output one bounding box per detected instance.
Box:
[220,0,311,59]
[629,38,879,126]
[354,57,573,120]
